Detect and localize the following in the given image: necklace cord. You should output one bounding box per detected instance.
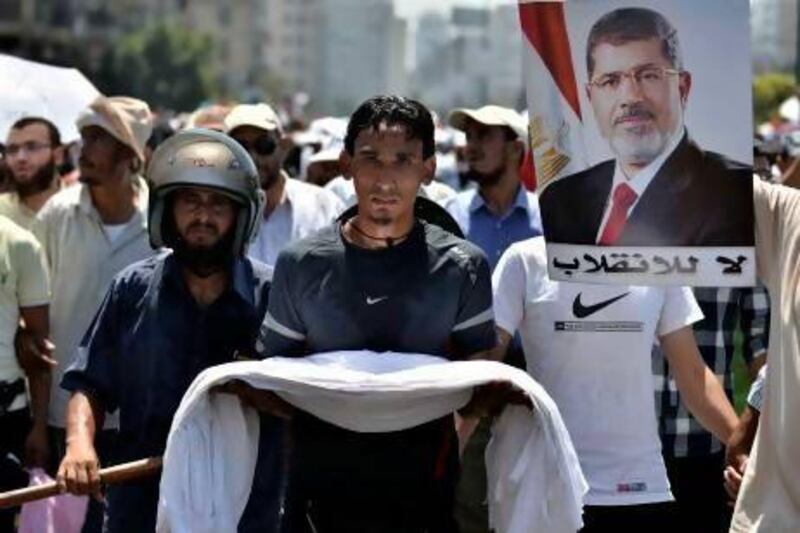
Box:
[346,219,412,247]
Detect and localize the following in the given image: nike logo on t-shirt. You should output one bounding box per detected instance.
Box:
[366,296,388,305]
[572,292,629,318]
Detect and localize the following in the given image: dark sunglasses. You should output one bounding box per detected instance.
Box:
[234,135,278,157]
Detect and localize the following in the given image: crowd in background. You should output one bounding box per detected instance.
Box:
[0,85,795,532]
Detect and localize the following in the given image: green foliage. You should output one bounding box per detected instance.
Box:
[753,73,797,125]
[96,22,216,112]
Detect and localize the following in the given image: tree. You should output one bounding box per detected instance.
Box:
[96,22,217,112]
[753,73,797,125]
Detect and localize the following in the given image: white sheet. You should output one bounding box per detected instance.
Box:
[156,351,588,533]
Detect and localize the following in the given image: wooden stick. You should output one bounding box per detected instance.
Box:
[0,456,162,509]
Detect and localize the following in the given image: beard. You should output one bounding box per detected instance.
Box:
[171,223,237,278]
[609,105,674,167]
[259,165,280,191]
[462,160,506,187]
[610,127,669,167]
[15,160,56,197]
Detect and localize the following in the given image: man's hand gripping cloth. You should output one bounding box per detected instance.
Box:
[156,351,588,533]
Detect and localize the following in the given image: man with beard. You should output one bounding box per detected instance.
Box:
[57,129,279,532]
[443,105,542,532]
[225,103,343,268]
[444,105,542,271]
[1,117,64,232]
[539,7,752,247]
[15,96,155,532]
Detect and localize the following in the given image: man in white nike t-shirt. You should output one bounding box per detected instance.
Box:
[492,236,738,532]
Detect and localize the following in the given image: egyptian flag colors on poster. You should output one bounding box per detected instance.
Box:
[518,1,588,190]
[518,0,755,287]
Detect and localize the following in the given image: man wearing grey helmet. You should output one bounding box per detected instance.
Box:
[56,129,280,532]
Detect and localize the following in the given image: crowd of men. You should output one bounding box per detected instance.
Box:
[0,20,797,532]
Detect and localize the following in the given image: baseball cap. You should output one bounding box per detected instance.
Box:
[448,105,527,142]
[76,96,153,163]
[224,103,284,135]
[308,146,342,165]
[185,104,232,131]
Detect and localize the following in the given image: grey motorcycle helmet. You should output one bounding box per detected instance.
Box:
[146,128,265,256]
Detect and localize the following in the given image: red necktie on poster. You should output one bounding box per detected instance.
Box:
[598,183,638,245]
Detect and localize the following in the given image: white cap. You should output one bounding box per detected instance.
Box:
[76,96,153,162]
[308,146,342,165]
[448,105,527,143]
[224,103,283,135]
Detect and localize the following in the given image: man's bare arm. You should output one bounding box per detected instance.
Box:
[15,313,57,375]
[724,405,760,501]
[779,156,800,189]
[746,354,766,383]
[661,326,737,442]
[57,391,105,499]
[19,305,51,467]
[457,327,529,453]
[468,327,513,362]
[464,328,532,419]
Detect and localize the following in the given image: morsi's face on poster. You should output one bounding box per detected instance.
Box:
[585,28,692,177]
[531,1,755,286]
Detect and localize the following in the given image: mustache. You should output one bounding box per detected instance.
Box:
[78,156,94,169]
[614,105,654,124]
[187,222,219,233]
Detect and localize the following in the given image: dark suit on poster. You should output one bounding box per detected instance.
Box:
[539,133,754,247]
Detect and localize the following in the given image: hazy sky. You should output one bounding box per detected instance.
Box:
[394,0,514,20]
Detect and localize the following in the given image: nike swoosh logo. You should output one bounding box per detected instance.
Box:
[572,292,629,318]
[366,296,388,305]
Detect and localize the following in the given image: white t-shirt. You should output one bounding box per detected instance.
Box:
[103,221,132,243]
[492,237,702,506]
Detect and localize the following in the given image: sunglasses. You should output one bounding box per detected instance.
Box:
[234,135,278,157]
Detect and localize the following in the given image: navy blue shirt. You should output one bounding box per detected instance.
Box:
[61,251,273,532]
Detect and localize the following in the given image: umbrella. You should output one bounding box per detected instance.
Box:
[0,54,101,143]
